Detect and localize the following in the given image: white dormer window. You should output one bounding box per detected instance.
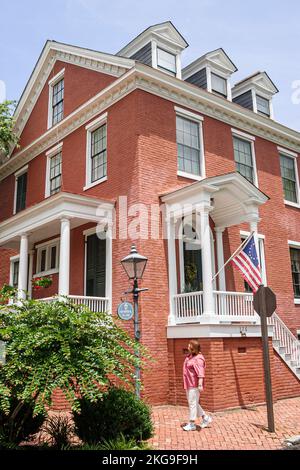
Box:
[256,95,270,117]
[48,68,65,129]
[157,48,176,76]
[211,72,227,98]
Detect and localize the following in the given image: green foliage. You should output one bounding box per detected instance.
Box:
[0,284,17,304]
[0,298,145,416]
[73,387,154,444]
[0,397,45,448]
[0,101,19,155]
[96,433,151,450]
[41,414,74,450]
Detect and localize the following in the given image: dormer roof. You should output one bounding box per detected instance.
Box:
[116,21,188,58]
[183,48,237,80]
[233,71,279,97]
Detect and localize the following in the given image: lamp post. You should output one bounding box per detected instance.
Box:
[121,245,148,398]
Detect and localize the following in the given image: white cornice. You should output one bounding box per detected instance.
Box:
[11,41,134,143]
[1,63,300,181]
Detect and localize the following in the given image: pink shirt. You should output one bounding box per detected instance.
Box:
[183,353,206,390]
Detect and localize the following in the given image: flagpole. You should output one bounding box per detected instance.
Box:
[212,231,254,283]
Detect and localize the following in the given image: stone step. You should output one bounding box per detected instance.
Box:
[284,354,291,361]
[279,346,286,354]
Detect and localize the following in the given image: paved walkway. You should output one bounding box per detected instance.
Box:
[149,397,300,450]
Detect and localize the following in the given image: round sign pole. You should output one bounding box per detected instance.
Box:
[133,278,141,399]
[253,285,277,433]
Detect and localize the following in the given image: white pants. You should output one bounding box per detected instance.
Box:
[186,388,205,421]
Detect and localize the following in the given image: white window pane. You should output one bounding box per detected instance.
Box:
[256,95,270,116]
[157,48,176,74]
[211,73,227,96]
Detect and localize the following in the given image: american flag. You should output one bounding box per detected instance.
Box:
[231,235,263,293]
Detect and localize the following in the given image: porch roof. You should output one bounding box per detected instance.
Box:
[160,172,269,227]
[0,192,115,249]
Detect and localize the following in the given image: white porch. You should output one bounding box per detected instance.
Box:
[161,172,269,330]
[0,192,114,312]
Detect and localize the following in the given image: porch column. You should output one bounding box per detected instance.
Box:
[105,223,113,313]
[198,203,215,317]
[58,218,70,297]
[215,227,226,291]
[166,215,177,326]
[27,250,34,299]
[18,233,29,300]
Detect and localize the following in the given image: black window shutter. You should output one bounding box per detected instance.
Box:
[16,173,27,213]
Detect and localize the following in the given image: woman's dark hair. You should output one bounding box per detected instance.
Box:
[189,339,201,355]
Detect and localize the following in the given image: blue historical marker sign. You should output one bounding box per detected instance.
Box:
[117,301,134,321]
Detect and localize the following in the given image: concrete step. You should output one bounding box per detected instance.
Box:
[284,354,291,361]
[272,339,280,347]
[279,346,286,354]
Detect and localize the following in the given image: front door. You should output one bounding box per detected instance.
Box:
[86,234,106,297]
[183,242,203,292]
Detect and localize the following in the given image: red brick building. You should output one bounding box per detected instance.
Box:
[0,22,299,411]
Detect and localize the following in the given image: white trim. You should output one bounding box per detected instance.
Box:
[85,112,108,131]
[45,142,63,157]
[167,323,272,338]
[3,64,300,182]
[47,69,65,130]
[277,146,298,158]
[36,238,60,276]
[35,236,60,249]
[14,165,29,178]
[85,115,108,188]
[33,268,59,279]
[176,110,206,180]
[294,299,300,305]
[288,240,300,248]
[83,176,107,191]
[13,166,28,215]
[240,230,265,240]
[45,147,62,198]
[9,256,20,287]
[174,106,204,122]
[279,152,300,205]
[231,128,256,141]
[232,132,259,188]
[177,171,204,181]
[284,200,300,209]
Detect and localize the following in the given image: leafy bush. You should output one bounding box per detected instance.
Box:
[41,414,74,450]
[0,298,145,415]
[0,398,45,448]
[73,388,153,444]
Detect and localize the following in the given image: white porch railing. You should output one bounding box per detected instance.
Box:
[174,290,258,324]
[214,291,256,321]
[40,295,109,312]
[268,313,300,368]
[174,291,203,323]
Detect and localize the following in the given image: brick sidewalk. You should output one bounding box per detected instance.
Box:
[148,397,300,450]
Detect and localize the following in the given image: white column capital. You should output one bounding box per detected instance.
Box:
[215,226,225,234]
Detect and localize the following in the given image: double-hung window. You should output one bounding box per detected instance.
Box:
[256,95,270,117]
[49,152,62,195]
[233,135,256,184]
[280,154,299,204]
[176,113,203,178]
[85,113,108,189]
[14,167,28,214]
[157,48,176,76]
[48,69,65,129]
[211,73,227,98]
[36,239,60,276]
[290,248,300,299]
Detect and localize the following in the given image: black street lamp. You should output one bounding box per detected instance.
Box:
[121,245,148,398]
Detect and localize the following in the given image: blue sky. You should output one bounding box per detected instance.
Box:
[1,0,300,130]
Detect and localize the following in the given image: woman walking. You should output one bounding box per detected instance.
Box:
[182,339,212,431]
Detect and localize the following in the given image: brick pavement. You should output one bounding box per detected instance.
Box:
[148,397,300,450]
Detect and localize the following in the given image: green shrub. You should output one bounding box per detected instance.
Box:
[0,398,45,448]
[73,388,153,444]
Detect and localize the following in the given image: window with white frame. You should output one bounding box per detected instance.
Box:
[280,154,299,204]
[85,114,108,189]
[157,47,176,76]
[290,248,300,299]
[10,258,20,288]
[176,115,202,176]
[241,233,267,292]
[36,240,59,276]
[49,151,62,195]
[233,136,255,184]
[256,95,270,117]
[14,167,28,214]
[48,69,65,128]
[211,73,227,98]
